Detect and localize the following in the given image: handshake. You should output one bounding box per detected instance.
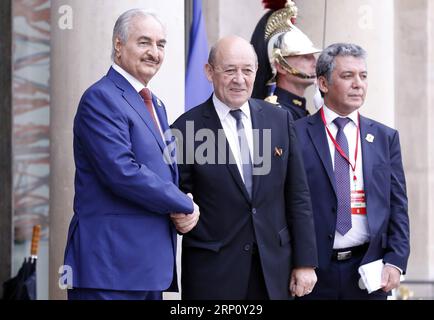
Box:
[170,193,200,234]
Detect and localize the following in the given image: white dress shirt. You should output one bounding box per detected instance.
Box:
[322,105,370,249]
[213,94,254,182]
[112,63,164,137]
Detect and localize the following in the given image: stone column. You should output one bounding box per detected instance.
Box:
[49,0,185,300]
[395,0,434,296]
[203,0,264,46]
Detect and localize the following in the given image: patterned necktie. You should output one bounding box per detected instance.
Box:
[334,117,352,235]
[229,109,253,199]
[139,88,159,132]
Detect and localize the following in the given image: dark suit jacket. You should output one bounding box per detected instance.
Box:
[172,97,317,299]
[274,87,309,121]
[294,110,410,273]
[64,67,193,292]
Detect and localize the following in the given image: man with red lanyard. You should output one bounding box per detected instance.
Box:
[294,43,410,299]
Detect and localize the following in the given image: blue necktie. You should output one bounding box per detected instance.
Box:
[230,109,253,199]
[334,117,352,235]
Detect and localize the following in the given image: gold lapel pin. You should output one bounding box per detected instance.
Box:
[274,147,283,157]
[292,99,302,106]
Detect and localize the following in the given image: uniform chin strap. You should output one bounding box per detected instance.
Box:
[275,52,316,79]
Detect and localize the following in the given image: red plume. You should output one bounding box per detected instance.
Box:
[262,0,287,10]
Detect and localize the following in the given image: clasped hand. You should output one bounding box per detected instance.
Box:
[170,193,200,234]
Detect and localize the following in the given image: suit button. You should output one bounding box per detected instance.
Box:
[332,207,336,212]
[244,244,251,251]
[328,234,333,240]
[252,208,257,214]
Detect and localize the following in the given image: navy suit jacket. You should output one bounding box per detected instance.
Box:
[64,67,193,291]
[294,110,410,272]
[172,97,317,299]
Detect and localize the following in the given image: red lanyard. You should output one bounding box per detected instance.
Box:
[320,107,360,182]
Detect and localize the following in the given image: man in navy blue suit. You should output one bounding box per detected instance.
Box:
[294,43,410,299]
[64,9,199,300]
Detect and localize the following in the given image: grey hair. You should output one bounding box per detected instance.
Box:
[207,44,217,65]
[208,41,258,67]
[316,43,367,82]
[111,9,165,61]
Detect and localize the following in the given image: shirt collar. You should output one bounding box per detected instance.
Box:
[213,94,251,121]
[112,63,149,93]
[323,104,359,127]
[274,87,307,110]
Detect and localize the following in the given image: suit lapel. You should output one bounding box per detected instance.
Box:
[359,115,381,234]
[359,116,376,194]
[107,68,166,153]
[153,95,169,134]
[106,68,177,179]
[249,99,264,201]
[307,111,336,195]
[201,99,251,203]
[152,95,178,177]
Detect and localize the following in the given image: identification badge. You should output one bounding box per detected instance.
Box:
[351,190,367,214]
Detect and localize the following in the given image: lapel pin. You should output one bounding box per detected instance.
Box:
[292,99,302,106]
[157,99,162,107]
[365,134,374,143]
[274,147,283,157]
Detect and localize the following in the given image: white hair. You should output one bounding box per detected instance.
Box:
[111,8,166,61]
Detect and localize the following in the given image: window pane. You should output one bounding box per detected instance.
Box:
[12,0,51,300]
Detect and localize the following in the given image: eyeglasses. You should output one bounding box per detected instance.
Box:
[210,64,257,77]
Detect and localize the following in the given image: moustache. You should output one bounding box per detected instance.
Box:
[141,57,161,65]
